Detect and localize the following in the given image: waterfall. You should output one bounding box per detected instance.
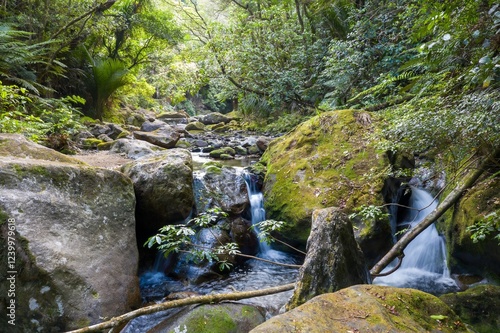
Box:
[243,172,271,254]
[374,187,458,294]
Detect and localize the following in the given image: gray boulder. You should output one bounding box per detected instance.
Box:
[199,112,232,125]
[110,138,165,159]
[140,119,167,132]
[193,166,249,215]
[157,111,189,125]
[287,207,370,309]
[121,149,194,240]
[0,134,140,332]
[133,126,180,149]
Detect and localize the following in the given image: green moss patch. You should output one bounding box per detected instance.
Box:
[261,110,390,245]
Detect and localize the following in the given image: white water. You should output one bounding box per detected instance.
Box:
[374,187,459,294]
[243,172,271,254]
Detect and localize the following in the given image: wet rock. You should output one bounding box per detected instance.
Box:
[440,284,500,333]
[133,126,181,149]
[256,136,271,152]
[121,149,194,242]
[287,207,370,309]
[147,303,266,333]
[0,134,140,331]
[194,166,249,215]
[252,285,474,333]
[230,217,259,257]
[209,147,236,159]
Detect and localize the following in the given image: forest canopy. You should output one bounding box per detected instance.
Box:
[0,0,498,159]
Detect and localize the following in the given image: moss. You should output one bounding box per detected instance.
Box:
[261,110,390,245]
[171,306,237,333]
[97,141,115,150]
[443,175,500,278]
[440,284,500,333]
[116,130,130,139]
[82,138,104,149]
[209,147,236,158]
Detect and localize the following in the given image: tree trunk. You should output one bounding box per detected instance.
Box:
[370,148,499,276]
[66,283,295,333]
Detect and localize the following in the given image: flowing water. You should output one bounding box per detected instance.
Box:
[123,167,300,332]
[374,187,459,294]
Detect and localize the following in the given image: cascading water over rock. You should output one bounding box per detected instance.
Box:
[374,187,459,294]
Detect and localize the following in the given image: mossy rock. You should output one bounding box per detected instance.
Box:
[82,138,104,149]
[176,138,193,149]
[261,110,391,248]
[0,134,85,164]
[440,284,500,333]
[210,147,236,158]
[186,121,206,131]
[116,130,131,139]
[97,141,116,150]
[251,285,474,333]
[148,303,265,333]
[443,175,500,278]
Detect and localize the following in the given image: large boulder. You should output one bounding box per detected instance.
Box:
[121,149,194,242]
[146,303,266,333]
[133,126,181,149]
[199,112,232,125]
[0,134,140,331]
[251,285,474,333]
[261,110,392,256]
[193,166,249,215]
[157,111,189,125]
[443,176,500,279]
[440,284,500,333]
[287,207,370,309]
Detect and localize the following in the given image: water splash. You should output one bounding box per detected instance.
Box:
[374,187,458,294]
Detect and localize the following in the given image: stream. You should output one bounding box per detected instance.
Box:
[122,155,301,332]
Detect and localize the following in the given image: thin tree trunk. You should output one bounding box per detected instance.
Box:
[65,283,295,333]
[370,148,499,276]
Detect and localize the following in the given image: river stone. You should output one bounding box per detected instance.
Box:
[261,110,392,259]
[0,134,140,331]
[199,112,232,125]
[256,136,270,152]
[185,121,206,131]
[287,207,370,309]
[157,111,189,125]
[133,125,181,149]
[121,149,194,241]
[147,303,266,333]
[251,285,474,333]
[230,217,259,257]
[439,284,500,333]
[110,138,165,159]
[141,119,167,132]
[194,166,249,215]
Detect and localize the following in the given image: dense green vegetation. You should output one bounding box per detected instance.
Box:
[1,1,498,238]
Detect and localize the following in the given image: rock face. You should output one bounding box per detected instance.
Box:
[193,166,249,215]
[440,284,500,333]
[121,149,194,242]
[261,110,392,257]
[287,207,370,309]
[444,176,500,279]
[146,303,266,333]
[251,285,474,333]
[0,134,140,331]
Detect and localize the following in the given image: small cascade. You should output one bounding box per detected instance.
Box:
[374,187,458,294]
[243,172,271,254]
